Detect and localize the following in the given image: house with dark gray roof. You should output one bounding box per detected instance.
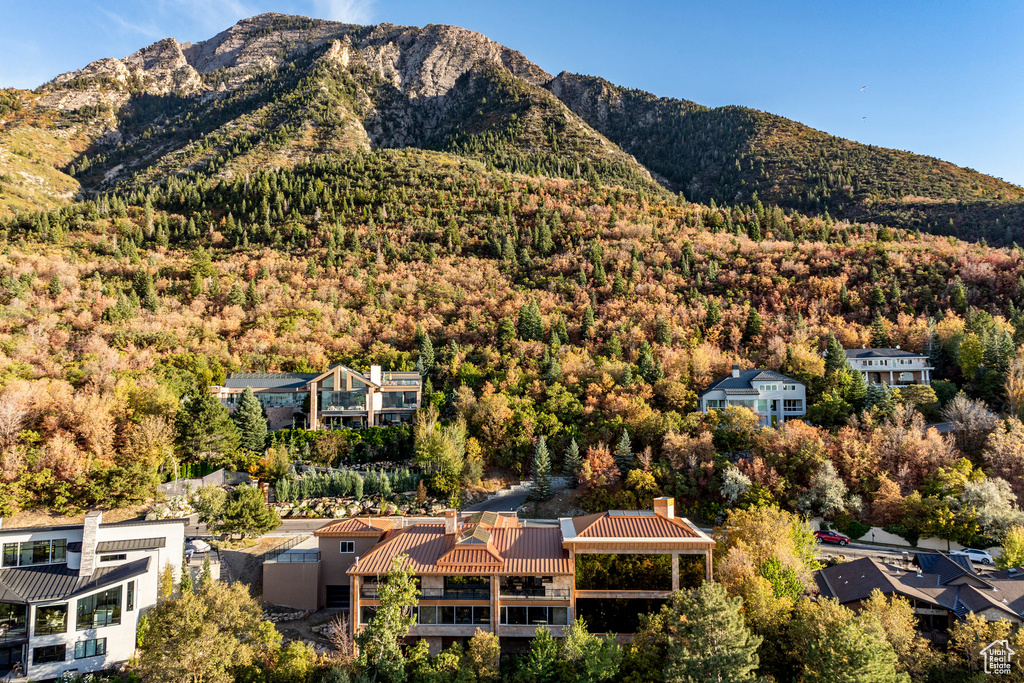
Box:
[815,554,1024,637]
[209,364,421,430]
[0,512,184,680]
[843,347,933,387]
[698,364,806,427]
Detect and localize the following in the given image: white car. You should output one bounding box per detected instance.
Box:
[951,548,994,565]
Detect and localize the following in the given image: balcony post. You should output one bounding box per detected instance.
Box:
[491,574,499,634]
[704,551,713,582]
[671,552,679,592]
[351,574,360,643]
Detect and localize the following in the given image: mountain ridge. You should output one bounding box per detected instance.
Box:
[2,13,1022,242]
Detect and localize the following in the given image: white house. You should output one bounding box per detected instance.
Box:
[0,512,185,681]
[698,365,806,427]
[844,347,932,387]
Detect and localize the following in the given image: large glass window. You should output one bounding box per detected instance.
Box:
[0,644,23,672]
[783,399,803,412]
[21,541,52,566]
[35,604,68,635]
[3,539,66,567]
[500,606,566,626]
[127,581,135,612]
[359,606,377,624]
[0,603,27,635]
[76,586,122,630]
[32,645,65,664]
[74,638,107,659]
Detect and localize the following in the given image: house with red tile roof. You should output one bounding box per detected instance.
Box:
[261,498,714,653]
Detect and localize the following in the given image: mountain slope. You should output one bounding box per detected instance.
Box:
[0,14,657,207]
[549,72,1024,243]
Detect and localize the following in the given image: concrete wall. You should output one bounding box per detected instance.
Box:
[811,519,1001,557]
[264,562,320,611]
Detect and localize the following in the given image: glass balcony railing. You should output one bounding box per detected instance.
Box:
[268,551,320,563]
[498,587,570,600]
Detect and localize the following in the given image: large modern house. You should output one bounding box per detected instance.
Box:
[844,347,933,387]
[815,553,1024,639]
[262,498,714,653]
[0,513,185,681]
[698,364,806,427]
[209,365,422,430]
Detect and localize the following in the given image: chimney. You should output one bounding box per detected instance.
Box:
[731,364,740,378]
[80,510,102,577]
[653,497,675,519]
[370,365,382,385]
[444,509,458,536]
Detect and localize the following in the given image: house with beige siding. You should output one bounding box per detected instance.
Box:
[209,364,421,430]
[262,498,714,653]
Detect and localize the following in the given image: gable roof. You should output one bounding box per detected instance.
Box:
[349,524,571,576]
[568,510,702,539]
[315,517,397,537]
[844,348,926,359]
[0,557,150,603]
[698,368,802,397]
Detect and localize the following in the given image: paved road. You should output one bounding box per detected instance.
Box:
[185,516,333,538]
[464,491,530,513]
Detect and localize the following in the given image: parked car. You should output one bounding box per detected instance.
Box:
[815,530,850,546]
[951,548,994,565]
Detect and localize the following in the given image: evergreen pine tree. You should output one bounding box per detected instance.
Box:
[581,305,595,340]
[654,314,672,345]
[418,333,435,375]
[233,388,268,453]
[497,317,516,349]
[637,341,664,384]
[48,274,62,299]
[175,387,241,462]
[824,333,847,375]
[950,279,968,314]
[246,280,262,307]
[227,284,246,307]
[662,583,762,683]
[870,315,890,347]
[530,437,552,501]
[563,438,582,487]
[614,430,634,476]
[743,309,763,342]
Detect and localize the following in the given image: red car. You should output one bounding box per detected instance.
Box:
[815,530,850,546]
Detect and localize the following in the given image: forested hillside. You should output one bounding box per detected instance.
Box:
[549,72,1024,244]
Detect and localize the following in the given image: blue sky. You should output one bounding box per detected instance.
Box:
[2,0,1022,185]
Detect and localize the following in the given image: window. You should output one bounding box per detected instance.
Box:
[900,372,914,382]
[3,539,66,567]
[760,384,778,392]
[360,606,377,624]
[74,638,107,659]
[705,399,725,409]
[76,586,122,630]
[0,602,27,635]
[1,543,15,568]
[0,645,23,672]
[127,581,135,612]
[756,399,768,413]
[33,645,65,664]
[35,603,68,635]
[100,554,127,562]
[21,540,53,566]
[339,541,355,554]
[784,399,804,412]
[500,606,566,626]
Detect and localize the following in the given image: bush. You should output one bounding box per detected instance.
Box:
[833,515,871,540]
